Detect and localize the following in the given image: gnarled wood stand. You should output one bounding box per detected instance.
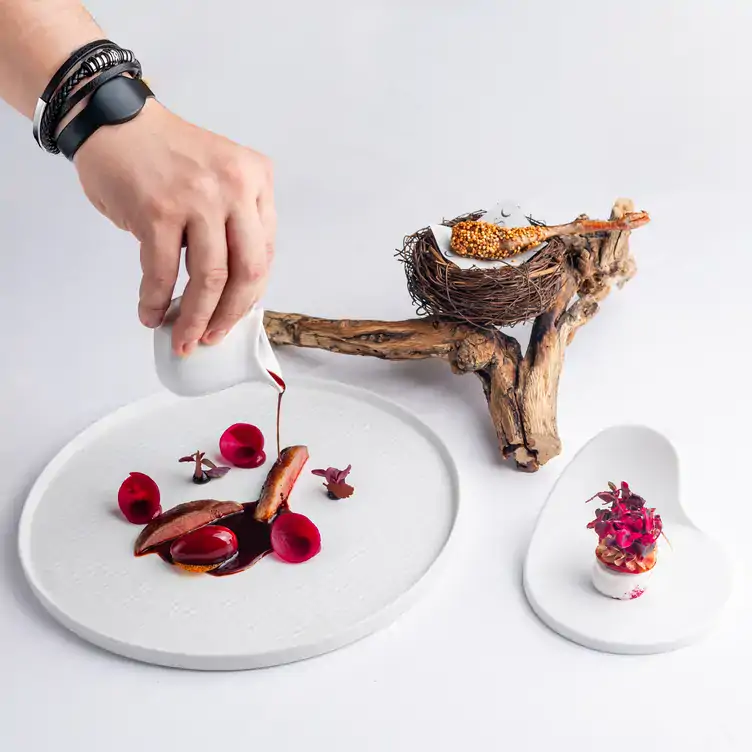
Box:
[264,199,639,472]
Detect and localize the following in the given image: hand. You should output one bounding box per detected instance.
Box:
[73,99,276,355]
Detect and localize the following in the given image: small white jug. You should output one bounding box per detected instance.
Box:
[153,297,283,397]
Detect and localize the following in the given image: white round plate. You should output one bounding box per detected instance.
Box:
[523,425,733,654]
[19,379,460,670]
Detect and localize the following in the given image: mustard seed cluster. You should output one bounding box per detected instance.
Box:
[450,221,548,260]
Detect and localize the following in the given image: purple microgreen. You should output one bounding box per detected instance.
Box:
[312,465,352,485]
[312,464,355,499]
[180,450,230,483]
[333,465,352,484]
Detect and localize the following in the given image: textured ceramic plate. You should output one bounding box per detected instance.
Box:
[19,379,460,670]
[523,425,732,654]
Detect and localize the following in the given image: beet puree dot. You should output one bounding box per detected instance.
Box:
[219,423,265,468]
[270,512,321,563]
[117,472,161,524]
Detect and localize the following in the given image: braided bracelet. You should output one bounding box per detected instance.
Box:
[39,46,138,153]
[53,61,142,136]
[32,39,113,147]
[39,46,116,151]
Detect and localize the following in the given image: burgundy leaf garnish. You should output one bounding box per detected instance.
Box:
[180,450,231,484]
[312,465,354,499]
[586,480,664,572]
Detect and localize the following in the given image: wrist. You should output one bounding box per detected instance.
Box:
[73,97,166,164]
[39,44,141,153]
[54,75,155,161]
[55,69,139,139]
[0,3,104,118]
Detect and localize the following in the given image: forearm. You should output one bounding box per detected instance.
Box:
[0,0,103,118]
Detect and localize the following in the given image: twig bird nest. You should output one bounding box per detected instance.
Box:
[398,211,566,328]
[398,208,651,328]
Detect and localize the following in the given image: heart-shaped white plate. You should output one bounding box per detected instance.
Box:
[523,425,733,654]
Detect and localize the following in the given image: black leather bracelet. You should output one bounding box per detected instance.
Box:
[40,47,138,153]
[56,76,155,160]
[40,46,121,151]
[32,39,113,147]
[54,61,142,134]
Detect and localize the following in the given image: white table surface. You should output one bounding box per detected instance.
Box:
[1,1,750,749]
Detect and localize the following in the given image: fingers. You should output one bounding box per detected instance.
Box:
[138,223,182,328]
[257,185,277,267]
[137,146,275,354]
[201,204,269,345]
[172,212,228,356]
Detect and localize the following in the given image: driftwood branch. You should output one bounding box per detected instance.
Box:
[264,199,638,472]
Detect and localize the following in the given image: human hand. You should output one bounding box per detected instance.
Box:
[73,99,276,355]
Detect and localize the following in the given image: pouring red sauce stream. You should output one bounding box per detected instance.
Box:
[268,371,286,457]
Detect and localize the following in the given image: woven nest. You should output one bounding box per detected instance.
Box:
[398,211,567,328]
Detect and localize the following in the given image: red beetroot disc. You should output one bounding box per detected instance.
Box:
[270,512,321,563]
[118,472,162,524]
[219,423,266,468]
[170,525,238,566]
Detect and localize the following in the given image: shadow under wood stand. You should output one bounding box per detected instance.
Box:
[264,199,640,472]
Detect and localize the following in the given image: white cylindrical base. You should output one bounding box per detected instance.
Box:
[591,558,655,600]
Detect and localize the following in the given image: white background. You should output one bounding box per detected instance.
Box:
[1,1,750,749]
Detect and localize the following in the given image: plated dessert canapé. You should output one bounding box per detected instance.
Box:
[586,481,664,600]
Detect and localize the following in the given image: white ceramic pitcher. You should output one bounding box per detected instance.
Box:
[153,297,283,397]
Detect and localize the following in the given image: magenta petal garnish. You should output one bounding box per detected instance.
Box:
[613,529,633,549]
[270,512,321,563]
[219,423,266,468]
[587,480,664,571]
[117,472,162,524]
